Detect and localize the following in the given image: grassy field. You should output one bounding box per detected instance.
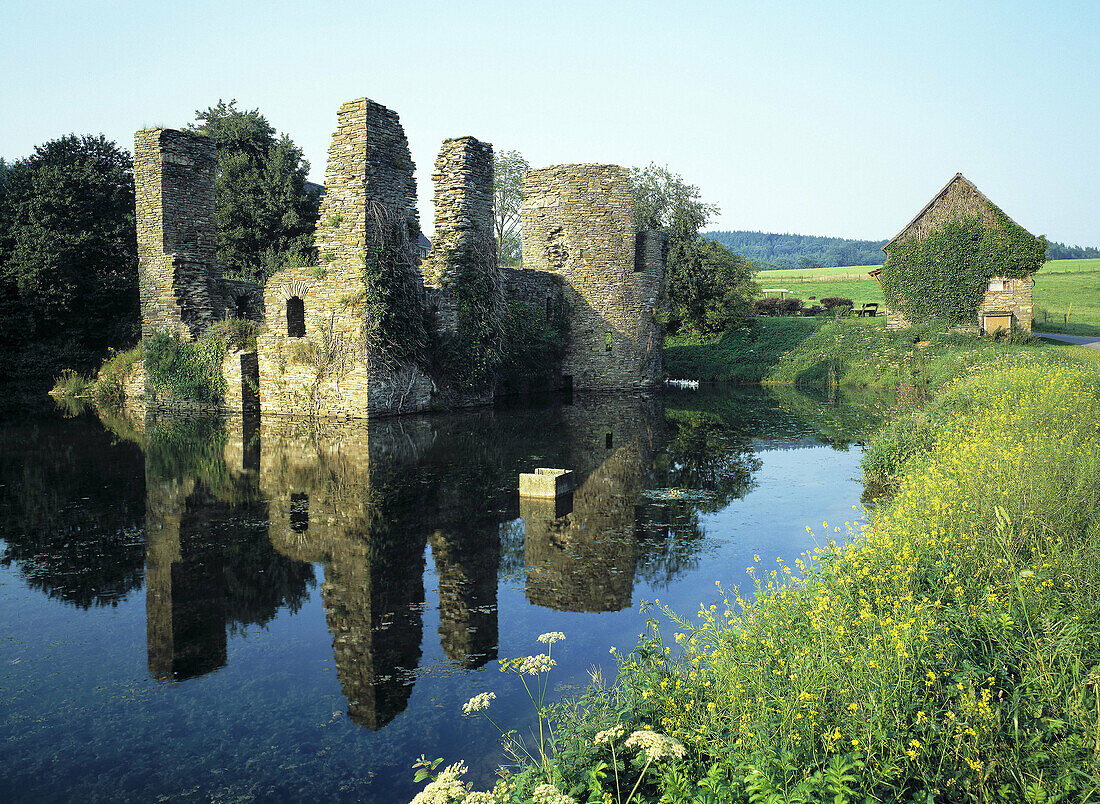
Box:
[755,258,1100,335]
[665,316,1100,387]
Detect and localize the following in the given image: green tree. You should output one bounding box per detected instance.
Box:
[0,135,139,382]
[630,164,755,333]
[493,149,528,265]
[191,100,319,283]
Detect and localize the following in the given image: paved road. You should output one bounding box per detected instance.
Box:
[1035,332,1100,350]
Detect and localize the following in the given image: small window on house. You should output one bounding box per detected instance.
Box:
[286,296,305,338]
[605,431,613,449]
[605,332,613,352]
[289,493,309,533]
[988,278,1011,292]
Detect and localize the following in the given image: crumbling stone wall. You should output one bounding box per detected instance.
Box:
[521,165,665,391]
[421,137,499,336]
[135,128,222,340]
[257,98,433,417]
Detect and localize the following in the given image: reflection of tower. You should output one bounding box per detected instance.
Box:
[524,394,663,612]
[145,476,227,681]
[262,417,433,730]
[144,414,313,682]
[430,526,499,669]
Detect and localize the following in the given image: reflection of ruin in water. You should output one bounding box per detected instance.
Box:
[523,394,664,612]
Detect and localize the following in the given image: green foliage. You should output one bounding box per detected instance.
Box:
[0,134,139,388]
[668,239,759,334]
[205,318,259,351]
[494,150,529,265]
[879,209,1047,326]
[190,100,319,283]
[360,220,432,370]
[499,298,567,389]
[143,329,228,402]
[436,245,503,392]
[51,369,94,399]
[93,345,142,405]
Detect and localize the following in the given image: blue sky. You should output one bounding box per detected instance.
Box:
[2,0,1097,244]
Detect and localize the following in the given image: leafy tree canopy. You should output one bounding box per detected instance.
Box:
[0,134,138,375]
[493,149,528,266]
[190,100,319,283]
[630,164,755,334]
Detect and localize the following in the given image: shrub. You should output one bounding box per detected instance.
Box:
[777,297,804,316]
[205,318,259,351]
[820,297,854,311]
[143,329,228,402]
[51,369,93,399]
[754,297,781,316]
[94,346,142,405]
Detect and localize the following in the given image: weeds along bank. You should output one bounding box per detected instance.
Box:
[414,357,1100,802]
[665,316,1096,389]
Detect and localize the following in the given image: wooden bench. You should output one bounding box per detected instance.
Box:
[856,302,879,317]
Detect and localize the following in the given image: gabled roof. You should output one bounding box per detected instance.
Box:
[883,173,1020,252]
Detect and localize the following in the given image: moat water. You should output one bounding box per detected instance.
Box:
[0,386,891,803]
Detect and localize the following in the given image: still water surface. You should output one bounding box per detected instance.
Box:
[0,386,890,802]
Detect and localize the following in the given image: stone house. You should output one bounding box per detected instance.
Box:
[873,173,1036,333]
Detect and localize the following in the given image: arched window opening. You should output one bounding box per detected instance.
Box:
[287,296,305,338]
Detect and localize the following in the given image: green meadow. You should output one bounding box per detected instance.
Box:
[755,258,1100,335]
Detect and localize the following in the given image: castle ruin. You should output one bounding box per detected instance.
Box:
[131,97,668,418]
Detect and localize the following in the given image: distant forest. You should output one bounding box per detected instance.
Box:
[705,230,1100,270]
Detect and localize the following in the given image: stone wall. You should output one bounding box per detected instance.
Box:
[421,137,500,339]
[256,98,434,418]
[521,164,665,391]
[134,128,222,340]
[979,276,1033,333]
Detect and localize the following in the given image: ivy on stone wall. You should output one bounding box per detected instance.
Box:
[879,207,1046,326]
[498,298,568,388]
[436,243,503,392]
[359,212,432,371]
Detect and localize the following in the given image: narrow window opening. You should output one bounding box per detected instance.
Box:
[235,295,250,319]
[605,431,613,449]
[634,231,646,272]
[289,493,309,533]
[286,296,305,338]
[605,332,613,352]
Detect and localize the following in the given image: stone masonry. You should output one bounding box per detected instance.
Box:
[421,137,499,334]
[134,128,222,340]
[521,165,666,390]
[257,98,434,417]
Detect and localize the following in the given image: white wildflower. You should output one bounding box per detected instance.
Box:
[461,692,496,715]
[532,783,577,804]
[594,724,625,745]
[464,793,494,804]
[537,631,566,644]
[623,730,686,762]
[515,654,556,675]
[410,761,469,804]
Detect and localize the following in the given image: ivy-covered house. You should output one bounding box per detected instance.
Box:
[871,173,1046,334]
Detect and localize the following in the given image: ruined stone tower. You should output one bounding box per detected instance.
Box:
[257,97,434,417]
[422,136,500,338]
[521,165,666,391]
[134,128,222,340]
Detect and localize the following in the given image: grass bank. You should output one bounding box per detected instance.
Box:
[665,316,1095,390]
[429,356,1100,803]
